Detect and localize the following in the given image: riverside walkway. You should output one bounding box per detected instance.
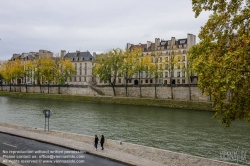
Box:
[0,123,240,166]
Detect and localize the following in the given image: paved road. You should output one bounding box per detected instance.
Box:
[0,132,128,166]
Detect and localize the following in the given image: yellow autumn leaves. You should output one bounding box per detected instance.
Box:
[0,57,75,85]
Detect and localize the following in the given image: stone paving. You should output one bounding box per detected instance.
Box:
[0,123,240,166]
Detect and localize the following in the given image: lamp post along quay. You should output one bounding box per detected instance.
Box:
[43,110,52,131]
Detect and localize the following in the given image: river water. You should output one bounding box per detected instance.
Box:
[0,96,249,165]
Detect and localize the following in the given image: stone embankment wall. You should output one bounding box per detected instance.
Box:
[0,85,210,101]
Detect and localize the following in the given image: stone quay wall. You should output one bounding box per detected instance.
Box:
[0,84,210,101]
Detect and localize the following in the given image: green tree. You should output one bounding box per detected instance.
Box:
[93,48,124,96]
[120,49,135,96]
[190,0,250,126]
[166,51,180,99]
[58,57,76,85]
[149,51,164,98]
[132,47,149,98]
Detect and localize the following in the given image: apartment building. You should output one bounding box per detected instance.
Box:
[124,33,197,85]
[64,50,94,85]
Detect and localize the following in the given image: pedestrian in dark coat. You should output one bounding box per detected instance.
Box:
[100,135,105,150]
[94,135,99,150]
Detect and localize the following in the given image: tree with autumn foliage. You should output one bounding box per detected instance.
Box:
[132,47,150,98]
[189,0,250,126]
[93,48,124,96]
[165,50,182,99]
[148,51,164,98]
[120,49,136,96]
[56,57,75,85]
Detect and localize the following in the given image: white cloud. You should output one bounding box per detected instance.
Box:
[0,0,210,60]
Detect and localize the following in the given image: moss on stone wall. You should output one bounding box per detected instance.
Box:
[0,91,213,111]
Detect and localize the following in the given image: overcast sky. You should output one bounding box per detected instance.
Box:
[0,0,210,60]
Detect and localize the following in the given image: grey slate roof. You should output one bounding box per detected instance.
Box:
[64,51,93,61]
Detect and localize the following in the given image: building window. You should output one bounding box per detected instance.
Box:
[165,64,168,69]
[155,58,158,63]
[129,80,132,83]
[177,79,180,84]
[182,72,185,77]
[183,56,185,61]
[100,79,102,83]
[171,72,174,77]
[182,79,185,84]
[165,57,169,62]
[165,72,168,77]
[84,77,86,82]
[85,69,87,75]
[177,72,180,77]
[79,77,81,82]
[85,63,87,68]
[74,77,76,82]
[146,79,148,83]
[118,78,121,83]
[150,79,153,83]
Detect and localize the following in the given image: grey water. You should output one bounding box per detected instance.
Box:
[0,96,249,165]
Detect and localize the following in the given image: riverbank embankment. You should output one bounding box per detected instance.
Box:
[0,91,213,111]
[0,123,238,166]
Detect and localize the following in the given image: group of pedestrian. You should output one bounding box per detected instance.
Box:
[94,135,105,150]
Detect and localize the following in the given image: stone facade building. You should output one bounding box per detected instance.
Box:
[126,33,197,85]
[64,51,94,85]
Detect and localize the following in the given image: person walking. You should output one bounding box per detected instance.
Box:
[100,135,105,150]
[94,135,99,150]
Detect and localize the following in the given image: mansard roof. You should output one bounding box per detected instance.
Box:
[64,51,93,61]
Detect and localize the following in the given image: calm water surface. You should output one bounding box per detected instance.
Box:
[0,96,249,165]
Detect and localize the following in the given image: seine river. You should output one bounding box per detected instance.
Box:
[0,96,249,165]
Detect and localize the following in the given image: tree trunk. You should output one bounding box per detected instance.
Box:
[170,72,173,99]
[155,78,157,98]
[58,84,60,94]
[48,84,49,94]
[111,83,116,96]
[139,72,142,98]
[125,79,128,97]
[188,77,191,100]
[40,84,42,93]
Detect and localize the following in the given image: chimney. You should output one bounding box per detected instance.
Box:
[93,52,97,58]
[61,50,66,58]
[147,41,152,50]
[155,38,160,50]
[171,37,176,48]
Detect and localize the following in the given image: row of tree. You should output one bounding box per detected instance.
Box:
[93,47,191,98]
[0,57,75,90]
